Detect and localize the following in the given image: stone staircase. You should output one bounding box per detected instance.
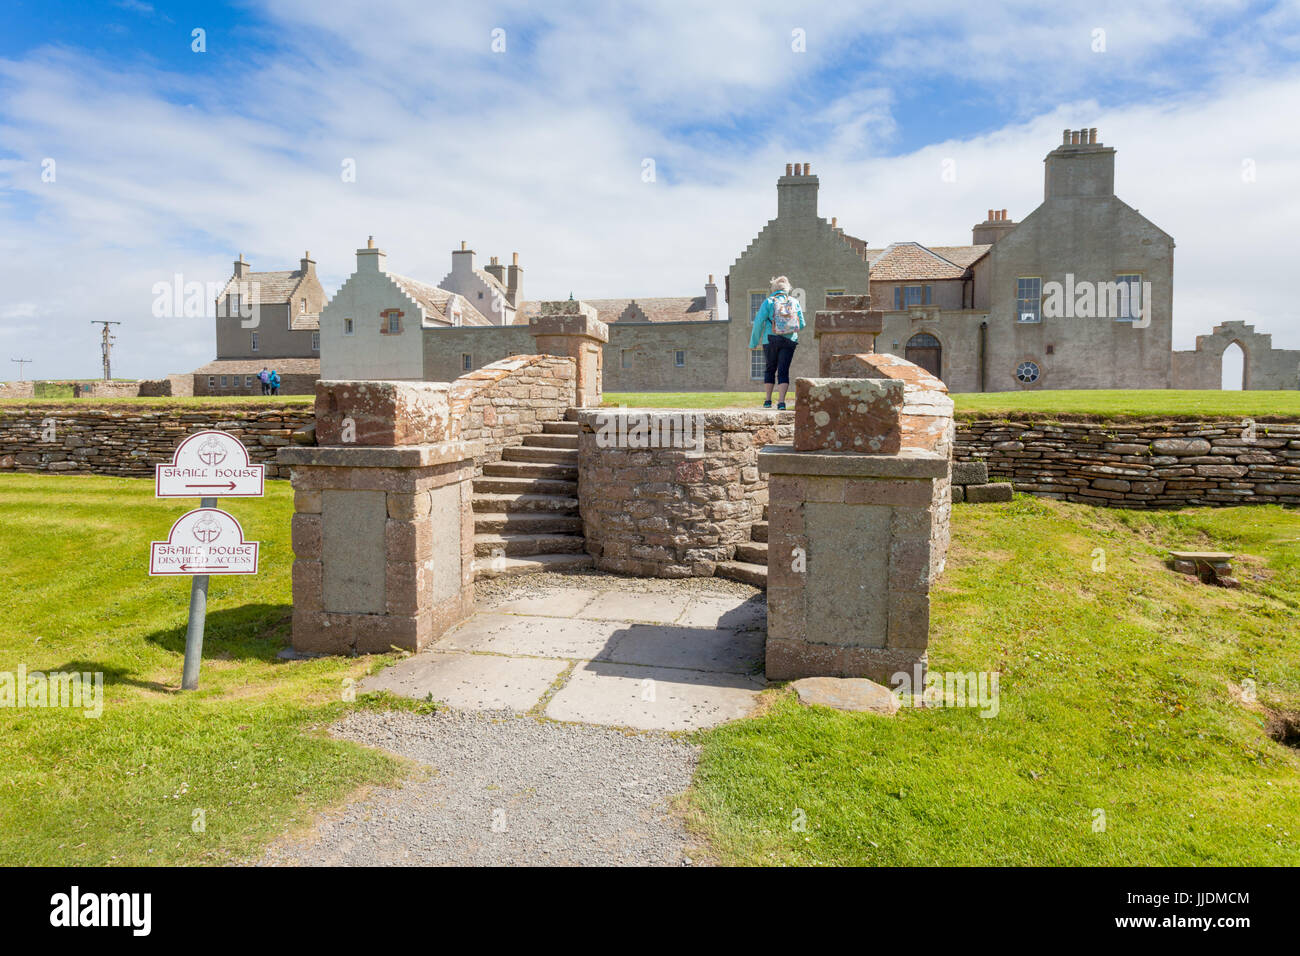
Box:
[471,420,593,579]
[715,503,768,588]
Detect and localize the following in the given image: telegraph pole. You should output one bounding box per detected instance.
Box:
[10,358,32,381]
[91,321,122,381]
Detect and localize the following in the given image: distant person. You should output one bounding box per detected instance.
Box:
[748,275,805,409]
[269,368,282,396]
[257,367,270,395]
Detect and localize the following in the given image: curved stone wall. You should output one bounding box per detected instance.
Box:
[575,408,793,577]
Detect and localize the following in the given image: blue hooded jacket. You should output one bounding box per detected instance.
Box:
[749,291,805,348]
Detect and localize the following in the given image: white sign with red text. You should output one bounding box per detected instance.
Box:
[155,430,265,498]
[149,508,259,576]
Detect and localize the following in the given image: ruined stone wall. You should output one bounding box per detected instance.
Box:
[955,418,1300,507]
[448,354,576,470]
[0,404,313,478]
[575,408,794,577]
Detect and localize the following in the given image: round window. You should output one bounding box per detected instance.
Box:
[1015,361,1040,384]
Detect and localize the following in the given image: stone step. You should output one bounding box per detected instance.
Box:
[482,460,577,480]
[473,475,579,496]
[542,421,581,435]
[762,502,769,520]
[524,433,580,449]
[474,532,587,557]
[564,408,581,422]
[503,445,579,464]
[735,541,768,564]
[473,511,584,534]
[471,492,580,514]
[473,552,595,580]
[750,520,768,543]
[715,561,767,588]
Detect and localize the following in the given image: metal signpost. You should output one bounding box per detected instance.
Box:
[153,430,264,690]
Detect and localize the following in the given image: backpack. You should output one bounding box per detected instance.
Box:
[771,294,800,335]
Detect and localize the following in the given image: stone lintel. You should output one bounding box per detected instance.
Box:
[314,380,453,446]
[824,294,872,311]
[758,444,948,479]
[813,309,884,336]
[278,440,483,469]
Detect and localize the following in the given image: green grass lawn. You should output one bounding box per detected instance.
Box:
[693,497,1300,865]
[0,395,313,408]
[0,474,411,866]
[605,390,1300,419]
[3,474,1297,866]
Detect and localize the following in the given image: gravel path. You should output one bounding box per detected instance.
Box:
[259,709,705,867]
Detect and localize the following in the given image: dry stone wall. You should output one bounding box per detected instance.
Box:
[0,405,313,478]
[575,408,794,577]
[955,418,1300,507]
[448,354,576,471]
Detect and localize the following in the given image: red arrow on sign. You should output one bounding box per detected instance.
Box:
[185,482,237,490]
[179,564,234,572]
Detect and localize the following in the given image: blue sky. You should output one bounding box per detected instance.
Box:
[2,0,1299,379]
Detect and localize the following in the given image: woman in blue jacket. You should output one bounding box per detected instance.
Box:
[748,276,805,409]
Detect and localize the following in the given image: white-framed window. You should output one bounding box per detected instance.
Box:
[749,291,767,319]
[387,312,401,333]
[620,349,632,370]
[750,348,765,380]
[300,298,307,314]
[673,349,685,368]
[462,353,473,371]
[1016,277,1042,322]
[219,375,228,388]
[244,375,253,388]
[1115,274,1142,322]
[311,331,320,351]
[251,332,259,352]
[229,293,240,317]
[343,317,354,336]
[208,376,216,388]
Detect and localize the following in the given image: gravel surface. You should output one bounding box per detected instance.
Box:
[475,569,762,605]
[259,708,705,867]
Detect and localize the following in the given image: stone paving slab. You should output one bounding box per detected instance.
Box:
[605,625,764,674]
[439,612,623,660]
[677,594,766,630]
[545,661,765,731]
[488,587,598,618]
[576,590,693,624]
[360,651,567,712]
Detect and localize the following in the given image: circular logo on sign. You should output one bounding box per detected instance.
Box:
[197,436,228,466]
[192,514,223,544]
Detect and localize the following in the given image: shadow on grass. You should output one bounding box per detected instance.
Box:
[143,602,293,665]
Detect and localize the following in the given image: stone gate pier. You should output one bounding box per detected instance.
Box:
[758,355,953,682]
[279,381,482,655]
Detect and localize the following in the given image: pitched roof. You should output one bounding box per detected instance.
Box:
[218,269,306,304]
[864,242,988,281]
[193,358,320,375]
[514,296,717,325]
[389,273,493,327]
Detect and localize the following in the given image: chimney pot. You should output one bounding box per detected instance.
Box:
[460,240,466,251]
[804,162,811,174]
[512,252,518,266]
[1001,208,1008,220]
[708,274,714,283]
[1063,129,1071,145]
[831,216,837,228]
[367,236,375,249]
[1089,127,1098,144]
[785,163,793,175]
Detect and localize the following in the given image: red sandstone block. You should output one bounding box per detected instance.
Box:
[385,517,433,562]
[291,513,322,559]
[292,560,323,612]
[794,378,903,453]
[845,479,934,507]
[315,380,452,446]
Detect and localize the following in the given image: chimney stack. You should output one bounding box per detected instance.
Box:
[233,253,249,279]
[484,254,507,290]
[357,236,386,272]
[300,250,315,275]
[778,162,819,220]
[973,209,1018,244]
[1045,128,1115,199]
[705,273,719,316]
[506,251,523,309]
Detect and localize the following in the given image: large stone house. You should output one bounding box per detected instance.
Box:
[193,252,328,395]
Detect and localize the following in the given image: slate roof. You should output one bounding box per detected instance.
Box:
[514,296,717,325]
[864,242,990,281]
[218,270,305,304]
[193,358,320,375]
[389,273,493,327]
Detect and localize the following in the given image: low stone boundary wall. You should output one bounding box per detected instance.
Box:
[0,405,313,478]
[955,419,1300,507]
[448,354,576,471]
[575,409,794,577]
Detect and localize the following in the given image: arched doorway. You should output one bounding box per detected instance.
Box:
[1221,341,1245,390]
[905,333,942,378]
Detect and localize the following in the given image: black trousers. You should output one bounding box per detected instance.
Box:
[764,334,797,385]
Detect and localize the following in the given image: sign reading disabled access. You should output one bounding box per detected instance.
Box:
[149,508,259,576]
[156,429,265,498]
